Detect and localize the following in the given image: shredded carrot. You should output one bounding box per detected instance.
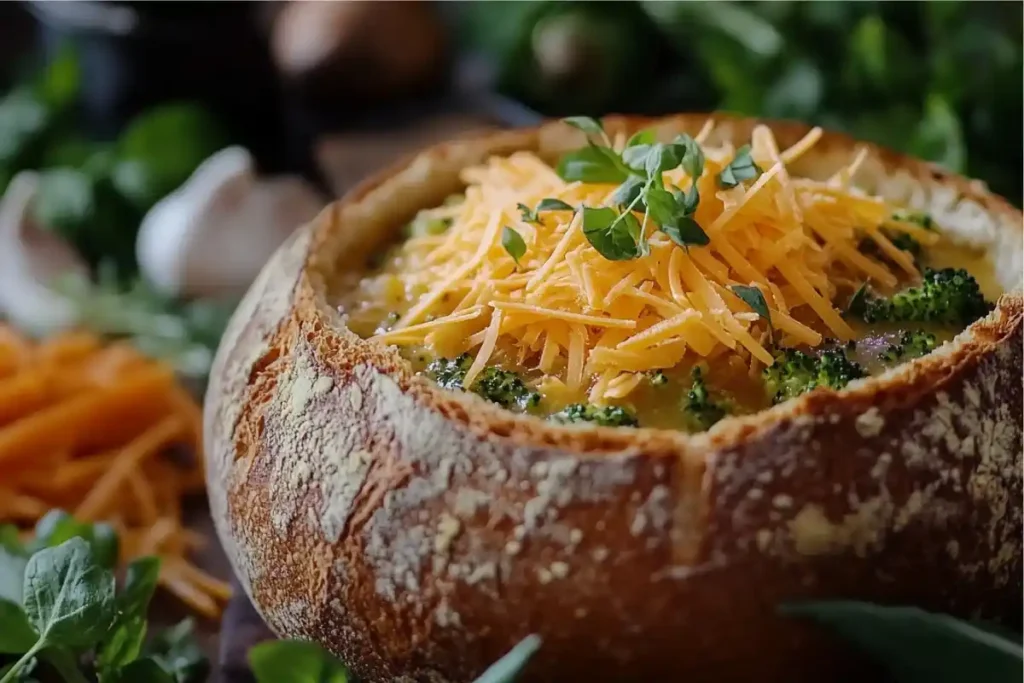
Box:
[0,324,229,619]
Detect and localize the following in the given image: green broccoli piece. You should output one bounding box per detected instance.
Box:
[891,211,936,230]
[763,347,866,404]
[880,330,938,363]
[551,403,638,427]
[473,367,541,411]
[682,367,728,432]
[427,354,473,390]
[860,268,992,326]
[427,355,540,411]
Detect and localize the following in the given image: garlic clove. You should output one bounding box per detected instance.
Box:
[137,146,324,300]
[0,171,89,335]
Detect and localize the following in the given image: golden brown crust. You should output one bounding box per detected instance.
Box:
[205,114,1023,682]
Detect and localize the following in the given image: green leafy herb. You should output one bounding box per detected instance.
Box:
[673,134,706,179]
[556,144,630,183]
[730,284,773,341]
[31,510,119,569]
[609,175,646,208]
[143,618,208,683]
[581,206,643,260]
[473,635,543,683]
[648,370,669,386]
[717,144,763,188]
[0,600,36,654]
[551,403,639,427]
[23,537,115,649]
[626,129,656,147]
[249,640,350,683]
[781,602,1023,683]
[114,658,176,683]
[535,198,575,213]
[501,226,527,267]
[846,282,869,316]
[561,116,609,144]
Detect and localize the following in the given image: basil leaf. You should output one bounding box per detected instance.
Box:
[781,602,1023,683]
[515,202,538,225]
[115,658,175,683]
[535,198,574,213]
[673,134,706,179]
[661,216,710,249]
[582,207,642,261]
[717,144,763,188]
[501,227,527,267]
[249,640,350,683]
[610,176,646,208]
[473,634,542,683]
[0,599,37,653]
[561,116,605,140]
[22,537,115,649]
[730,285,773,340]
[626,129,656,147]
[556,146,629,183]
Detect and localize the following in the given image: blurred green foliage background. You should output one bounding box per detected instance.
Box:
[457,0,1022,204]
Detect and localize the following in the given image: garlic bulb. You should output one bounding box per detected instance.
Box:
[0,171,89,335]
[136,146,324,300]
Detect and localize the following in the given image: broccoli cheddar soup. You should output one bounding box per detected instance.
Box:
[337,118,998,432]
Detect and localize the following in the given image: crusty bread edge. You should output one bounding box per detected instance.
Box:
[205,114,1023,682]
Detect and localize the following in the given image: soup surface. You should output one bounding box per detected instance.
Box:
[337,120,998,431]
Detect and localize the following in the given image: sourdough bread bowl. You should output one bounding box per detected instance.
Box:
[204,114,1023,682]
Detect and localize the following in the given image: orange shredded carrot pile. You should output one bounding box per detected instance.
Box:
[0,326,230,619]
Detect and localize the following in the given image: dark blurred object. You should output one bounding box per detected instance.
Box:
[25,1,317,184]
[272,0,449,106]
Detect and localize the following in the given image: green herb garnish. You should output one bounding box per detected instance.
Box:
[517,198,574,224]
[730,284,773,342]
[717,144,762,188]
[581,206,644,261]
[502,226,527,267]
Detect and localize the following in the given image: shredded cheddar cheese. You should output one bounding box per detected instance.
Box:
[345,123,932,405]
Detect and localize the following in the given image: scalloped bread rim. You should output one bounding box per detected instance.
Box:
[204,113,1023,682]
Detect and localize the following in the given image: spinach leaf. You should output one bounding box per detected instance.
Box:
[0,600,36,654]
[248,640,349,683]
[31,512,119,570]
[22,537,115,649]
[782,602,1023,683]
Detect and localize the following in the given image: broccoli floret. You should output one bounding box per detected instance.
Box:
[427,354,473,390]
[473,366,541,411]
[427,355,539,411]
[860,268,992,326]
[763,347,866,404]
[551,403,638,427]
[682,367,728,431]
[880,330,938,363]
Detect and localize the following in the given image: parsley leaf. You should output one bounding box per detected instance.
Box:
[717,144,762,188]
[731,285,774,341]
[556,145,629,183]
[582,206,643,261]
[501,226,527,267]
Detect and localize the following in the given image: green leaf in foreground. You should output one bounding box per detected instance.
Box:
[143,618,208,683]
[535,198,574,213]
[730,285,773,341]
[717,144,762,188]
[781,601,1023,683]
[114,657,175,683]
[22,537,115,649]
[501,226,527,268]
[0,599,36,654]
[561,116,606,141]
[473,634,542,683]
[249,640,349,683]
[581,206,643,261]
[32,511,119,570]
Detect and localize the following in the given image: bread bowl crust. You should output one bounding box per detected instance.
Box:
[205,114,1023,682]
